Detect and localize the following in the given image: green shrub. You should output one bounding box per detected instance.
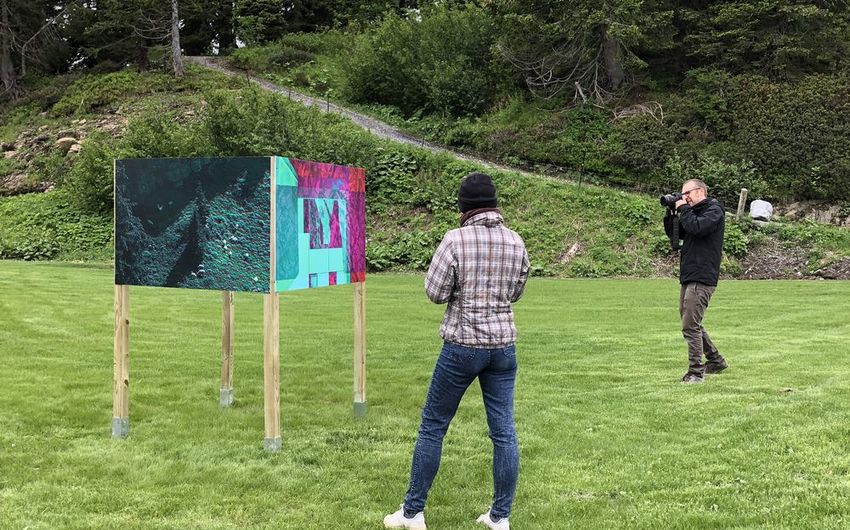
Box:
[723,221,750,258]
[341,13,424,114]
[683,68,735,139]
[121,107,211,158]
[64,132,119,215]
[341,5,501,116]
[229,44,315,71]
[664,153,764,207]
[269,47,315,68]
[720,256,743,276]
[29,151,70,185]
[607,115,679,190]
[731,74,850,200]
[0,190,111,261]
[367,147,421,211]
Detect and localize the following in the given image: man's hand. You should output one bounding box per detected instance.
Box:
[675,198,688,209]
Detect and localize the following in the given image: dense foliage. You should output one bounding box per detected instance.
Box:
[2,1,850,272]
[0,189,111,260]
[212,2,850,203]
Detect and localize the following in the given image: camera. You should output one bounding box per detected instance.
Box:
[659,192,683,209]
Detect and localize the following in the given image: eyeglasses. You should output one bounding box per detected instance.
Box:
[682,188,701,196]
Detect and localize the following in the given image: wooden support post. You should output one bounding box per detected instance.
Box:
[736,188,749,221]
[220,290,235,407]
[263,293,280,451]
[112,284,130,438]
[353,281,367,417]
[263,156,281,451]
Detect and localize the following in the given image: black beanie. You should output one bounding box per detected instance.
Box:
[457,172,498,213]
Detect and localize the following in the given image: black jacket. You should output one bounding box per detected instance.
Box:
[664,198,725,286]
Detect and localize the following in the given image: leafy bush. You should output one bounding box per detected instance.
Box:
[723,221,749,257]
[29,151,70,184]
[64,132,119,215]
[664,153,763,207]
[367,147,421,210]
[0,190,111,261]
[606,115,679,190]
[229,44,315,71]
[341,12,424,114]
[341,5,502,116]
[269,47,315,68]
[683,68,735,139]
[731,74,850,200]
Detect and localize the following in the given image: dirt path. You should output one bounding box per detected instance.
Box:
[184,56,542,179]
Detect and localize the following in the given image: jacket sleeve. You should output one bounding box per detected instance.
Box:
[510,247,530,303]
[425,236,456,304]
[677,202,724,236]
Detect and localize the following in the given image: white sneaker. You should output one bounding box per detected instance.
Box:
[384,505,427,529]
[477,508,509,530]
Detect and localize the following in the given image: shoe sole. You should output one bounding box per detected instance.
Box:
[477,515,508,529]
[384,522,426,530]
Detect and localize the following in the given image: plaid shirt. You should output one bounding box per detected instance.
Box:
[425,211,530,347]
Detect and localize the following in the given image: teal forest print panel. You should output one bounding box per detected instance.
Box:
[115,157,271,292]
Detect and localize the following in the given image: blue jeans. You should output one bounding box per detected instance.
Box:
[403,342,519,520]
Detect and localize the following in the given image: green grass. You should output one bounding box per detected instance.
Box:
[2,261,850,528]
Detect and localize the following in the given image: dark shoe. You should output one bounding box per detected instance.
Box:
[681,373,704,384]
[705,359,728,374]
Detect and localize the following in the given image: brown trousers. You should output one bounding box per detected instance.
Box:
[680,282,722,375]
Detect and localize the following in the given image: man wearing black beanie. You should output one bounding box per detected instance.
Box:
[385,172,530,530]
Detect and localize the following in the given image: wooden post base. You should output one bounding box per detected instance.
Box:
[264,437,281,452]
[219,389,235,408]
[353,401,368,418]
[112,417,129,438]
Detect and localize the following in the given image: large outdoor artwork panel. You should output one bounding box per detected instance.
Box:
[114,156,365,294]
[115,157,271,292]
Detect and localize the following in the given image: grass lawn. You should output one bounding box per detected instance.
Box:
[1,261,849,529]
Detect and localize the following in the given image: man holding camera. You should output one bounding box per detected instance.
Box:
[664,179,729,384]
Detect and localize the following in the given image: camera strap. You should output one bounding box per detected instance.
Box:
[669,209,681,251]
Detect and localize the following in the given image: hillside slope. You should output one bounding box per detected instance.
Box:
[1,66,849,278]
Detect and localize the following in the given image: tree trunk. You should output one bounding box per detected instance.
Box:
[602,26,625,91]
[171,0,184,77]
[0,0,18,96]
